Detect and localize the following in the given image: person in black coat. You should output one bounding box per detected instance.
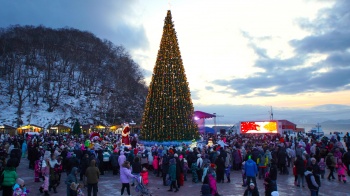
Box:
[131,157,142,186]
[215,154,225,183]
[80,153,90,181]
[277,147,287,175]
[174,154,183,188]
[110,150,119,175]
[269,159,278,191]
[294,155,306,187]
[161,153,170,186]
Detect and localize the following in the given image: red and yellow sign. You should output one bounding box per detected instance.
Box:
[240,121,278,133]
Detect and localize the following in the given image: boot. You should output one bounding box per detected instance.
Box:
[44,191,50,196]
[39,187,43,193]
[53,187,57,193]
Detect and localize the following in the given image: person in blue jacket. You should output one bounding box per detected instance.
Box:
[21,141,27,158]
[245,155,258,188]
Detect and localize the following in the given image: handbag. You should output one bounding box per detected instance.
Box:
[166,177,171,186]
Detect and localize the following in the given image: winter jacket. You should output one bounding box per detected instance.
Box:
[168,161,177,181]
[65,166,78,196]
[120,163,135,183]
[102,151,110,162]
[208,173,218,195]
[336,163,348,176]
[294,157,305,175]
[132,160,142,174]
[305,170,319,191]
[21,142,27,153]
[152,155,159,170]
[110,153,119,167]
[66,167,78,185]
[326,153,336,167]
[257,153,268,168]
[1,167,17,186]
[85,160,100,184]
[244,159,258,177]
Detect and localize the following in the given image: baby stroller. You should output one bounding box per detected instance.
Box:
[134,176,152,196]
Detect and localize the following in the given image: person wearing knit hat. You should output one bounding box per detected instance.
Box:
[243,182,259,196]
[12,178,27,196]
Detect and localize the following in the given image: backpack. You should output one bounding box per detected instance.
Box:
[326,156,332,166]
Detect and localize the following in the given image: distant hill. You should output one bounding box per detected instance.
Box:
[321,119,350,124]
[0,25,148,128]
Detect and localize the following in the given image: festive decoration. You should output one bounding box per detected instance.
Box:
[189,139,198,149]
[140,10,199,142]
[121,122,130,145]
[72,119,82,135]
[90,132,101,141]
[207,138,213,147]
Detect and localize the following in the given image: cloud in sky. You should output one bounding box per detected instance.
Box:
[0,0,149,51]
[195,103,350,124]
[1,0,349,123]
[211,0,350,98]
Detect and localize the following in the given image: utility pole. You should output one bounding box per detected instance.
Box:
[269,106,273,120]
[213,113,224,134]
[316,123,321,135]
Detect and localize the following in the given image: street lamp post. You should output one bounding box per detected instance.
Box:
[316,123,321,136]
[130,121,136,134]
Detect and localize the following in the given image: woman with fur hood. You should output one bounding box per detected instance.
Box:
[65,167,78,196]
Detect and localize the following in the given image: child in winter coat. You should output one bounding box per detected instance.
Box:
[152,154,159,176]
[318,158,326,179]
[34,159,42,182]
[293,165,297,186]
[224,163,231,183]
[120,161,136,195]
[12,178,28,196]
[140,167,149,185]
[39,158,50,196]
[241,161,247,187]
[70,182,85,196]
[336,159,348,183]
[183,159,189,181]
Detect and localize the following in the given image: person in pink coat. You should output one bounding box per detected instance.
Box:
[208,173,218,196]
[152,154,159,176]
[336,159,348,183]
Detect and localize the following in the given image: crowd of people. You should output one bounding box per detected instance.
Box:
[0,130,349,196]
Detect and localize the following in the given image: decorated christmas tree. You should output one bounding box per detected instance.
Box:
[140,10,199,144]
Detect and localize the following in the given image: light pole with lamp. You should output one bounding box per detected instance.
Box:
[130,121,136,134]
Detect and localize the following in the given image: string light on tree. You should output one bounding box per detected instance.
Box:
[140,10,199,143]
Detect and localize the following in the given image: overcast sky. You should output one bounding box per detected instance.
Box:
[1,0,350,125]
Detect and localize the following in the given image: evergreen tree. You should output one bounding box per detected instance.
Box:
[72,119,82,135]
[140,10,199,142]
